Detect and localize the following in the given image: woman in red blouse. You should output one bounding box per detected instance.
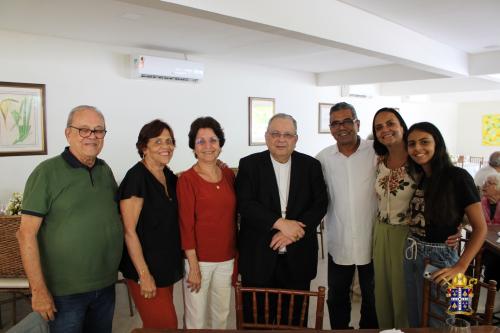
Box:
[177,117,237,329]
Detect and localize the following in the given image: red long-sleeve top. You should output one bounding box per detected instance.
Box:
[177,167,237,262]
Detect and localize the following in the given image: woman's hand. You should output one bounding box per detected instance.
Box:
[445,228,462,248]
[431,264,466,287]
[139,272,157,299]
[187,264,202,293]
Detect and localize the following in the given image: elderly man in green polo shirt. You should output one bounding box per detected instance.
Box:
[17,105,123,333]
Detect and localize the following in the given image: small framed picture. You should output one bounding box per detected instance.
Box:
[249,97,275,146]
[0,82,47,156]
[318,103,333,133]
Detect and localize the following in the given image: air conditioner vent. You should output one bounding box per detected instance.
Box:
[131,55,204,82]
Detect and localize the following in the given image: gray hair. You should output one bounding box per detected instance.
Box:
[66,105,105,127]
[267,113,297,132]
[488,151,500,168]
[485,173,500,191]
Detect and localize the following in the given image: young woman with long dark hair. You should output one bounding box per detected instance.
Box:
[403,122,487,327]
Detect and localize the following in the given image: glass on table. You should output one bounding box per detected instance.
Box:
[445,317,471,333]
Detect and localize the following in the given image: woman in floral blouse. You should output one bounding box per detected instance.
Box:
[371,108,414,329]
[371,109,460,329]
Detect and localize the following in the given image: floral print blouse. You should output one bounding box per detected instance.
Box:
[375,157,417,225]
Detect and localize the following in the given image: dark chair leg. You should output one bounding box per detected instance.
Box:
[126,284,134,317]
[12,292,17,325]
[116,278,134,317]
[320,229,324,259]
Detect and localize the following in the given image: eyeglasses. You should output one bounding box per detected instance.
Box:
[329,118,357,129]
[151,138,175,147]
[69,126,107,139]
[267,131,297,140]
[195,137,219,146]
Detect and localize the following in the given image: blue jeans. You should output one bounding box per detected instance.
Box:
[48,284,115,333]
[403,237,458,328]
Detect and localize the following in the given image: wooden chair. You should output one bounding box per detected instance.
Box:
[235,282,326,330]
[317,219,325,259]
[469,156,484,168]
[456,155,465,167]
[456,228,483,279]
[0,216,30,328]
[116,273,134,317]
[421,257,497,327]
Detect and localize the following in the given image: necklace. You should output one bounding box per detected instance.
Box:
[194,163,222,190]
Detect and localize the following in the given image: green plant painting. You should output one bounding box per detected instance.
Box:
[0,96,36,145]
[0,82,46,156]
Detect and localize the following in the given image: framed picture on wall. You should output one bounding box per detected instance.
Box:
[482,114,499,146]
[249,97,275,146]
[318,103,333,133]
[0,82,47,156]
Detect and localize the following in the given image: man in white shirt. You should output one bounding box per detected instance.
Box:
[316,102,378,329]
[474,151,500,187]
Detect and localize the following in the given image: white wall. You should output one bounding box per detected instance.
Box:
[456,101,500,158]
[0,30,343,202]
[397,102,459,154]
[0,30,484,204]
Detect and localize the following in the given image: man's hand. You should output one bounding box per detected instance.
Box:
[274,218,305,241]
[270,231,294,250]
[32,287,57,321]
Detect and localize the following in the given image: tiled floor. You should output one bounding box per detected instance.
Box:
[0,252,364,332]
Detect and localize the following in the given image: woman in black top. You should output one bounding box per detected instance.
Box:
[403,122,487,327]
[118,120,183,329]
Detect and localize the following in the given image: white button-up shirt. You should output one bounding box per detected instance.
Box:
[316,139,377,265]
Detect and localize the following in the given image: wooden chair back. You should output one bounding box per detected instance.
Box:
[469,156,484,168]
[421,257,497,327]
[317,219,325,259]
[235,282,326,330]
[457,229,483,279]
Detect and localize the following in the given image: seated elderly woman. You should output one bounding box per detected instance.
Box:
[481,173,500,289]
[481,173,500,224]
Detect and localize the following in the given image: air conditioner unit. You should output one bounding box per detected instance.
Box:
[130,55,204,82]
[340,84,378,98]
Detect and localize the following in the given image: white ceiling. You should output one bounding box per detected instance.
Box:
[340,0,500,53]
[0,0,388,73]
[1,0,500,95]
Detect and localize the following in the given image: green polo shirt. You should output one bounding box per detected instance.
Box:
[22,148,123,296]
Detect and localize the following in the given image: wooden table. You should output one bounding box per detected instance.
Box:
[485,224,500,256]
[131,327,499,333]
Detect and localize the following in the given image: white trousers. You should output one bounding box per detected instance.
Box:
[183,258,234,329]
